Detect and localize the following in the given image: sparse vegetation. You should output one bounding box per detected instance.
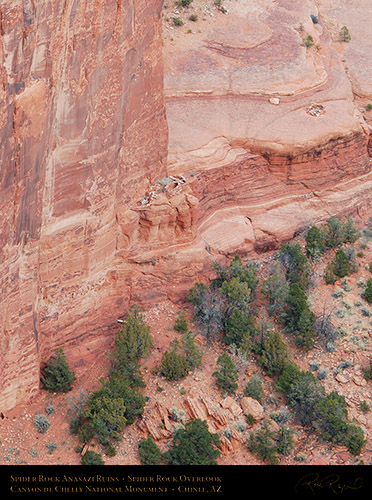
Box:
[339,26,351,42]
[302,34,314,47]
[33,414,50,434]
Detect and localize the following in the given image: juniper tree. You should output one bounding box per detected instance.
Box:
[41,347,76,393]
[138,435,163,465]
[213,352,239,395]
[164,419,220,465]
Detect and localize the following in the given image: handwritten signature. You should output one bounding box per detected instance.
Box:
[295,473,363,496]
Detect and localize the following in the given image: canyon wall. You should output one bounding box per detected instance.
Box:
[1,0,372,413]
[0,0,168,411]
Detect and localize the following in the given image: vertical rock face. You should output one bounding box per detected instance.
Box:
[0,0,167,411]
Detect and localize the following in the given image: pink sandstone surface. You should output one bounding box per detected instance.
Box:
[1,0,372,412]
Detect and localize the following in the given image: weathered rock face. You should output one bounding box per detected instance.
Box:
[0,0,168,411]
[2,0,372,414]
[163,0,372,255]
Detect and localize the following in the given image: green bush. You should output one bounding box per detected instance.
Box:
[81,450,104,465]
[174,310,188,333]
[276,242,309,288]
[163,419,220,465]
[178,0,193,6]
[305,226,326,260]
[223,309,256,348]
[213,352,238,395]
[302,34,314,47]
[181,331,203,370]
[324,263,337,285]
[34,414,50,434]
[41,347,76,393]
[258,331,290,376]
[173,17,184,26]
[160,348,189,381]
[84,394,127,444]
[105,442,117,457]
[332,249,350,278]
[244,374,264,402]
[339,26,351,42]
[345,425,365,455]
[247,422,279,465]
[138,435,163,465]
[364,278,372,303]
[283,283,315,350]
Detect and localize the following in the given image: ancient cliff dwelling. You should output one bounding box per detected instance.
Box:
[1,0,372,474]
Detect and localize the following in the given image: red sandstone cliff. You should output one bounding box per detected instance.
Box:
[1,0,372,413]
[0,0,168,411]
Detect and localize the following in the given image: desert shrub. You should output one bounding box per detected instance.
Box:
[332,249,350,278]
[302,34,314,47]
[77,422,94,444]
[164,419,220,465]
[213,352,238,395]
[324,263,337,285]
[275,242,309,289]
[181,331,203,370]
[174,310,188,333]
[34,414,50,434]
[276,363,302,394]
[41,347,76,393]
[81,450,104,465]
[276,426,295,456]
[84,394,127,444]
[283,283,315,350]
[105,442,117,457]
[244,374,264,402]
[261,263,289,317]
[173,17,184,26]
[339,26,351,42]
[247,422,279,465]
[187,283,225,341]
[360,401,370,413]
[246,414,256,426]
[112,306,152,387]
[138,435,163,465]
[345,425,365,455]
[114,305,152,365]
[160,347,189,381]
[189,14,198,21]
[46,443,58,454]
[305,226,326,260]
[284,370,325,427]
[223,308,256,349]
[364,279,372,304]
[258,331,290,376]
[363,363,372,381]
[313,391,348,444]
[177,0,193,6]
[46,402,55,416]
[102,371,146,425]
